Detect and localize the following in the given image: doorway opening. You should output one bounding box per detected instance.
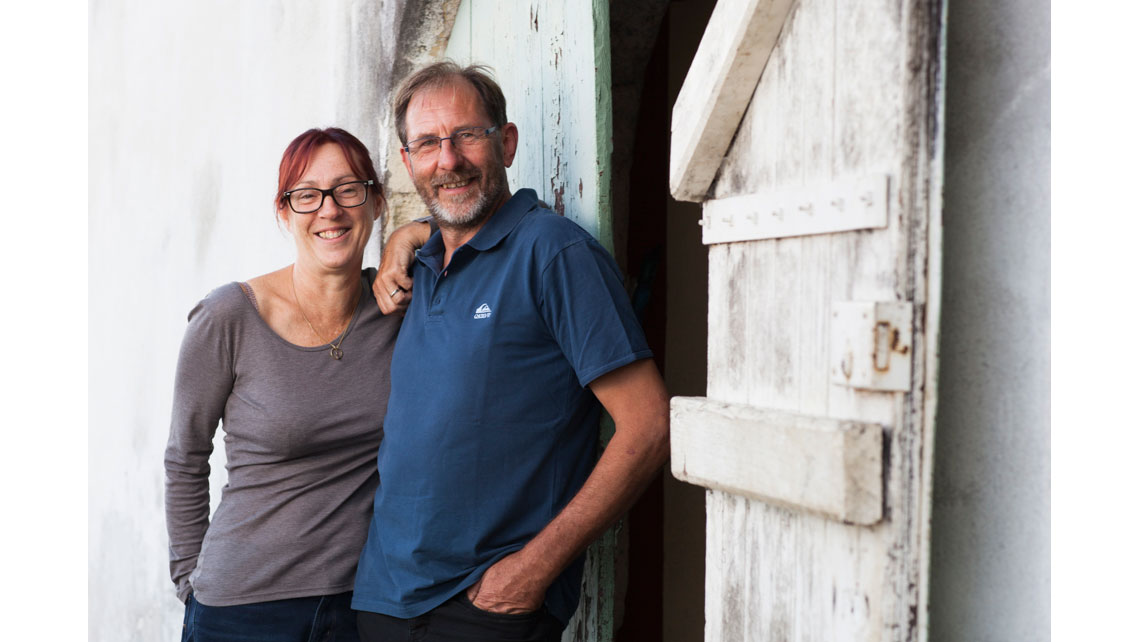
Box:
[609,1,715,640]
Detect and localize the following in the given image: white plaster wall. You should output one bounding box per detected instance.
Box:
[928,0,1050,639]
[88,2,402,639]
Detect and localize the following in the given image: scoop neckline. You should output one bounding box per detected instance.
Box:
[234,273,371,353]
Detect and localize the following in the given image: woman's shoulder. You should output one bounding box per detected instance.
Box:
[190,266,292,325]
[175,282,254,354]
[187,281,253,325]
[236,267,295,317]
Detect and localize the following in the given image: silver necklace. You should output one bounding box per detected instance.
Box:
[290,266,361,360]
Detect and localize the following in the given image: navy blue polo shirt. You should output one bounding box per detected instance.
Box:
[352,189,652,625]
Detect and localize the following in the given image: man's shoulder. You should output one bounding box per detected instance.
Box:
[512,204,596,253]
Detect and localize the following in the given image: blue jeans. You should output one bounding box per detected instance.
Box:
[182,592,360,642]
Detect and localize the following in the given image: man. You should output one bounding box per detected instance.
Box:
[353,62,670,642]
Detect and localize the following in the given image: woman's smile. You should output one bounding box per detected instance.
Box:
[316,227,350,240]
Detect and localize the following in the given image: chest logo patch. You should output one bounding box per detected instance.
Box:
[473,303,492,320]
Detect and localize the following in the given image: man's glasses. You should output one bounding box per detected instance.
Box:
[283,180,373,214]
[403,126,499,161]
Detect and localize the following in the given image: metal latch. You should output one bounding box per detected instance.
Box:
[831,301,913,391]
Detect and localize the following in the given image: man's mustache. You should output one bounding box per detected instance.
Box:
[431,172,481,188]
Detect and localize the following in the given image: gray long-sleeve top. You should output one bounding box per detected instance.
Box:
[164,270,400,606]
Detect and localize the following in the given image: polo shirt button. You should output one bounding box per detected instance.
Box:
[434,297,441,305]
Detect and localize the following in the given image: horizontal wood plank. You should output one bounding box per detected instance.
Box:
[671,396,884,524]
[669,0,797,202]
[701,174,891,244]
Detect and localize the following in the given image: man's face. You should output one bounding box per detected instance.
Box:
[401,80,518,231]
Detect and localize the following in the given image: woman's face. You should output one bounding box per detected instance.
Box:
[278,143,381,274]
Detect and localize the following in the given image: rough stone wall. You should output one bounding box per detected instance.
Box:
[380,0,463,232]
[928,0,1051,639]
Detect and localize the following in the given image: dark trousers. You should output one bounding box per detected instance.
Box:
[356,593,562,642]
[181,591,360,642]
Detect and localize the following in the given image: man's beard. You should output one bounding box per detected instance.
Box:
[420,167,507,231]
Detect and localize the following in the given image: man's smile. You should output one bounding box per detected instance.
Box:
[440,178,474,190]
[432,173,479,192]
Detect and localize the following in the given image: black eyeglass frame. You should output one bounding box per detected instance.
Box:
[402,126,500,157]
[282,179,375,214]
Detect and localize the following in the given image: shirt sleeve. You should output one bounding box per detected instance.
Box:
[163,292,236,603]
[538,238,654,387]
[414,215,439,237]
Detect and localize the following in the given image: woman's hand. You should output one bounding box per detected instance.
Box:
[374,219,432,315]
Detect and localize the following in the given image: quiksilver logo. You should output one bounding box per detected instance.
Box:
[474,303,492,319]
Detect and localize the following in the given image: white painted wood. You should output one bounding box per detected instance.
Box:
[700,173,891,244]
[674,0,946,638]
[671,397,883,525]
[829,301,914,392]
[669,0,797,202]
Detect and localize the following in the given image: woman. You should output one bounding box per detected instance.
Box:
[164,128,427,641]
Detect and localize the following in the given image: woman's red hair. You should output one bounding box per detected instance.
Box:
[275,128,383,212]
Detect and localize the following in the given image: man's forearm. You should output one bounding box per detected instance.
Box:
[514,414,669,588]
[374,219,432,314]
[468,359,670,612]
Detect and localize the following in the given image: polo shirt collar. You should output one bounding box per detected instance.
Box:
[466,188,540,251]
[416,189,540,271]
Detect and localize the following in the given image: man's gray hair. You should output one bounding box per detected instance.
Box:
[392,61,508,146]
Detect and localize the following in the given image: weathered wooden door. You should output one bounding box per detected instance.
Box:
[445,2,617,641]
[669,0,945,640]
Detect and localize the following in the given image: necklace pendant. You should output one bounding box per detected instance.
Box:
[330,347,344,360]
